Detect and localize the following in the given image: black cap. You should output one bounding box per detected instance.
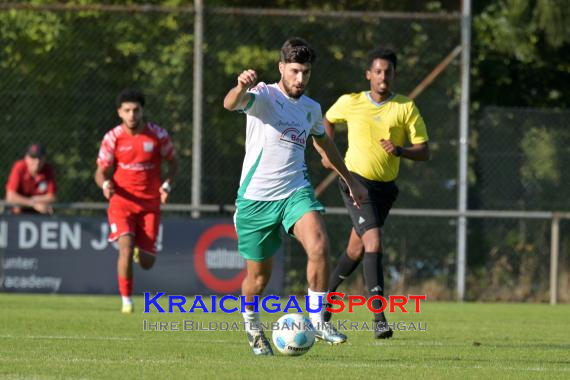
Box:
[26,143,46,158]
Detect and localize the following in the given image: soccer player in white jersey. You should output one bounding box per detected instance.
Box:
[223,38,367,356]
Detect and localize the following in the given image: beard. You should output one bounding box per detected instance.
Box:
[124,120,142,130]
[282,78,305,99]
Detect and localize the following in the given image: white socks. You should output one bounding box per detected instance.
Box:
[122,296,133,305]
[242,308,261,334]
[308,288,327,326]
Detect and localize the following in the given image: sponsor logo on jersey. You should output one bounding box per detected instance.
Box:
[143,142,154,152]
[118,162,156,171]
[37,181,47,193]
[279,128,307,148]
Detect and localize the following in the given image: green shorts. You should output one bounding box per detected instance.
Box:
[234,187,324,262]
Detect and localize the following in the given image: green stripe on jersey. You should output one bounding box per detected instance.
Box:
[237,149,263,198]
[242,93,256,112]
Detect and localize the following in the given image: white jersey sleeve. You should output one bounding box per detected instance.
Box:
[243,82,270,116]
[309,104,325,137]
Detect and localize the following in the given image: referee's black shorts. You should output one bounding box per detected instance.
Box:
[338,172,399,237]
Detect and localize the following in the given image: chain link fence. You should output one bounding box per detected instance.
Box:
[1,4,567,301]
[0,5,195,205]
[466,107,570,302]
[476,107,570,210]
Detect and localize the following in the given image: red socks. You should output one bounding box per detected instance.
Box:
[118,276,133,297]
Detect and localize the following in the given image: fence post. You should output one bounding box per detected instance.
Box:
[550,214,560,305]
[191,0,204,218]
[457,0,471,301]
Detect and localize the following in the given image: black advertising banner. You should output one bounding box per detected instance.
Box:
[0,215,284,295]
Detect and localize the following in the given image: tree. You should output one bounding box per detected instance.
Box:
[472,0,570,109]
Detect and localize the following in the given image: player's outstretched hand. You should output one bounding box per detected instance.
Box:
[237,69,257,90]
[347,178,367,208]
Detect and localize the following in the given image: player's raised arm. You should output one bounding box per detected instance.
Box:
[223,69,257,111]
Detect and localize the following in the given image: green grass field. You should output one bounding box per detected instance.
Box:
[1,294,569,379]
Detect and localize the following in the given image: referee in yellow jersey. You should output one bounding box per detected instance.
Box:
[322,47,430,339]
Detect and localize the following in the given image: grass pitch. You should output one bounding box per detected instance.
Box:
[0,294,569,379]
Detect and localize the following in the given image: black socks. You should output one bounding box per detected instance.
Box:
[325,251,387,323]
[363,251,386,322]
[328,251,361,292]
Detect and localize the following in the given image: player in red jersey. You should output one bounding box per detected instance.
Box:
[5,143,57,215]
[95,89,179,313]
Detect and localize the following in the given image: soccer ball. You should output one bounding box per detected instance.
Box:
[272,313,315,356]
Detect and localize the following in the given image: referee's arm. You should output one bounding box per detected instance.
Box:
[323,117,336,139]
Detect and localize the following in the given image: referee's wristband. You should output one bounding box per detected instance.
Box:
[161,181,172,193]
[395,146,404,157]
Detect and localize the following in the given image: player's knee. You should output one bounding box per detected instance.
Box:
[250,273,270,291]
[347,247,364,261]
[362,232,383,253]
[364,236,382,252]
[306,238,328,262]
[119,247,133,259]
[363,242,382,253]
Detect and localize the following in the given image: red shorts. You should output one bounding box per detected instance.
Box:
[107,200,160,255]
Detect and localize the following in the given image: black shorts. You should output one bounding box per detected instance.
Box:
[338,172,399,236]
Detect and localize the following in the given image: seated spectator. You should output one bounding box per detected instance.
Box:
[5,143,57,214]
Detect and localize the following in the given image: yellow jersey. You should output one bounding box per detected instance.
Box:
[325,92,428,182]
